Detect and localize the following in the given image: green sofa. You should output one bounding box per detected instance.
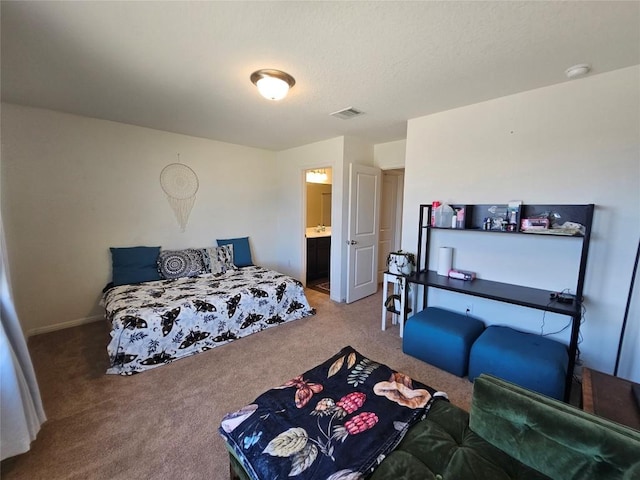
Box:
[228,374,640,480]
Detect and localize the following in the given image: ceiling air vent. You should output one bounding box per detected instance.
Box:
[330,107,365,120]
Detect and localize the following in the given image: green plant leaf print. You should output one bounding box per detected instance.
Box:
[289,443,318,476]
[263,427,308,457]
[347,358,380,387]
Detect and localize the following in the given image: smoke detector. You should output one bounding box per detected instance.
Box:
[330,107,365,120]
[565,64,591,79]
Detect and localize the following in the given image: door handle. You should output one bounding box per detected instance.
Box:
[346,240,357,245]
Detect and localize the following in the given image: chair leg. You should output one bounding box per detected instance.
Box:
[381,275,389,330]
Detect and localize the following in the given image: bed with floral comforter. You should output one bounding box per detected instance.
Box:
[103,266,315,375]
[220,346,447,480]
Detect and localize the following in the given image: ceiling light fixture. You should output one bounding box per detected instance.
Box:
[565,63,591,79]
[250,69,296,101]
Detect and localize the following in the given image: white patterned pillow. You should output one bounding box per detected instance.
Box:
[157,249,206,279]
[203,245,237,275]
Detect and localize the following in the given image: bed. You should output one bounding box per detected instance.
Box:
[103,244,315,375]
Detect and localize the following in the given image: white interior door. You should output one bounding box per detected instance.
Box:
[379,172,404,282]
[346,163,381,303]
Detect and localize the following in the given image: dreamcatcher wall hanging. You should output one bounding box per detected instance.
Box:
[160,158,199,232]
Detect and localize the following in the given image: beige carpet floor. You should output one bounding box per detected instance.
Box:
[1,289,473,480]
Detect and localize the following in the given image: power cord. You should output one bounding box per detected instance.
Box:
[541,318,572,337]
[540,291,586,355]
[540,295,587,391]
[541,288,572,335]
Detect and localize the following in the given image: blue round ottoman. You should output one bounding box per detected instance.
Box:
[468,325,569,400]
[403,307,485,377]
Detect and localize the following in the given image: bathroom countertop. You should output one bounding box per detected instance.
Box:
[306,227,331,238]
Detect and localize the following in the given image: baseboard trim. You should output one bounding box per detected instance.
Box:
[28,315,105,337]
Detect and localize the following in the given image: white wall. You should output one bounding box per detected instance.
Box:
[1,104,279,335]
[402,66,640,379]
[374,139,406,169]
[275,136,374,302]
[275,137,345,300]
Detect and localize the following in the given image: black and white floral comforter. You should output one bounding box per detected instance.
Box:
[103,266,315,375]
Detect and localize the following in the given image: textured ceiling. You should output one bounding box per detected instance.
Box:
[2,1,639,151]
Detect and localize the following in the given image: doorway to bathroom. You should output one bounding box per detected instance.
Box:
[305,167,332,294]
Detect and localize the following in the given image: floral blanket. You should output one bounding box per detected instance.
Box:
[219,346,447,480]
[103,266,315,375]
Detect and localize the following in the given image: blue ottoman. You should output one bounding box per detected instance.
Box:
[403,307,485,377]
[468,326,568,400]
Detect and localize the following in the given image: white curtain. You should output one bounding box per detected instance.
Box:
[0,214,46,460]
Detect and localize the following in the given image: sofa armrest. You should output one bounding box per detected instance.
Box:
[470,374,640,480]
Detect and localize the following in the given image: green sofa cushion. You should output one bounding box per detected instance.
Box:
[470,374,640,480]
[371,399,548,480]
[367,449,439,480]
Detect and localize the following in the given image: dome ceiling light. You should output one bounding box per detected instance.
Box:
[565,63,591,79]
[250,69,296,101]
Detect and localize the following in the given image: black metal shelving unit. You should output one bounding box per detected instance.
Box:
[403,203,595,402]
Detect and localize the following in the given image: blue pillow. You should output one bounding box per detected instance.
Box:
[110,246,162,286]
[216,237,253,267]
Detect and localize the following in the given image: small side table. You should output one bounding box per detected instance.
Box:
[582,367,640,430]
[381,272,413,337]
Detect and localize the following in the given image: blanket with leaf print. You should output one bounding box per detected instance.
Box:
[219,346,447,480]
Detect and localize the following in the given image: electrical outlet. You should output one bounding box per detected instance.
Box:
[466,304,473,315]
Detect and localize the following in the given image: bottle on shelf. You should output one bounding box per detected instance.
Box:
[456,207,465,229]
[431,201,441,226]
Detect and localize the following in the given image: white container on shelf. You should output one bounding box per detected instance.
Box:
[434,203,454,228]
[437,247,453,276]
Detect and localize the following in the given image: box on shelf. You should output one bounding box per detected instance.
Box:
[521,218,550,231]
[448,269,476,281]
